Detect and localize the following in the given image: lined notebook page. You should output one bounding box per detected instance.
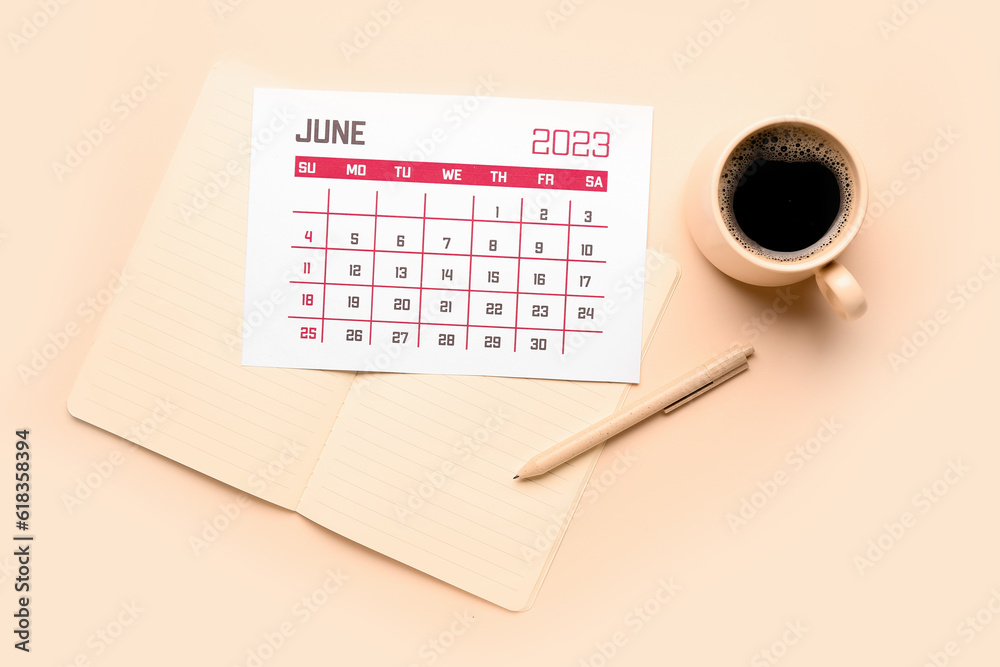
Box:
[67,62,355,509]
[297,256,679,610]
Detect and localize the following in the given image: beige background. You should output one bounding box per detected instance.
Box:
[3,0,998,665]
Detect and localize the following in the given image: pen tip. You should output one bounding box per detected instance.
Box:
[512,475,519,480]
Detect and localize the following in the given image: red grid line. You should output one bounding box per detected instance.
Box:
[287,315,602,334]
[368,191,378,345]
[292,209,608,229]
[417,193,427,347]
[513,198,523,352]
[290,280,602,299]
[562,202,571,354]
[290,193,602,355]
[465,196,475,350]
[290,245,605,264]
[320,189,331,343]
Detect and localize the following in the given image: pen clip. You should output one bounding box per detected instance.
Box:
[662,361,749,414]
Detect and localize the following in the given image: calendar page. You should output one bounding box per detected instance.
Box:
[242,88,654,382]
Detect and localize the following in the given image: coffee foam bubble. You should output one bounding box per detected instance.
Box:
[719,124,855,262]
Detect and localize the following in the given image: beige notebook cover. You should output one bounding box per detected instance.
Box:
[67,61,680,611]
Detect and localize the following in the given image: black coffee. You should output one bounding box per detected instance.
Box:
[718,125,855,261]
[732,158,840,252]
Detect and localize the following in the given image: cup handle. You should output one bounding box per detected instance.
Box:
[815,261,867,320]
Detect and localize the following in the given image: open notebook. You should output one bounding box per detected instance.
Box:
[67,62,680,611]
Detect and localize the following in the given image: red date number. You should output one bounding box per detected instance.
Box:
[531,129,609,158]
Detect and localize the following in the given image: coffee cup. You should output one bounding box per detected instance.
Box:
[684,116,868,320]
